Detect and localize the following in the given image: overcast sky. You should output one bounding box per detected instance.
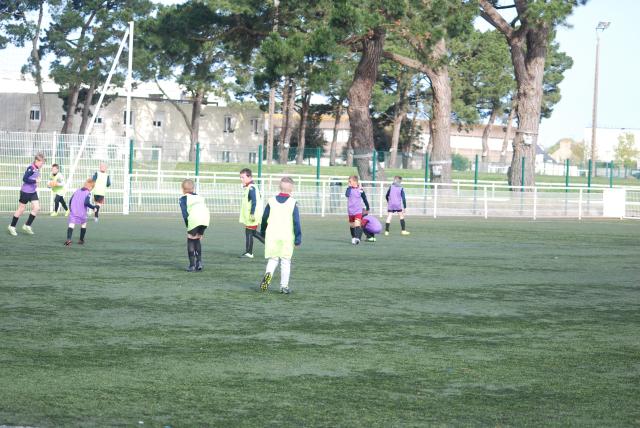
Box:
[1,0,638,147]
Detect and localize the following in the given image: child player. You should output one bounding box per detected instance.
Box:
[179,179,210,272]
[385,176,410,236]
[92,162,111,222]
[238,168,264,258]
[361,212,382,242]
[65,178,97,246]
[48,163,69,216]
[345,175,370,245]
[8,153,45,236]
[259,177,302,294]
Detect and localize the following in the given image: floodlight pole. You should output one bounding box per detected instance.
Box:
[124,21,134,215]
[590,21,610,175]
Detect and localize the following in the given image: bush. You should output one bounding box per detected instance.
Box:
[452,153,470,171]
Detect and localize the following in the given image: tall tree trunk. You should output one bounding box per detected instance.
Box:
[481,107,498,162]
[329,102,343,166]
[32,2,45,132]
[500,98,516,164]
[507,30,547,189]
[279,77,295,164]
[424,43,452,183]
[295,90,311,165]
[60,10,96,134]
[61,84,80,134]
[347,27,386,181]
[389,73,409,168]
[267,85,277,165]
[78,82,97,135]
[479,0,549,189]
[189,88,204,162]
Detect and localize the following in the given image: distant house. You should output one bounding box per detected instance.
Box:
[0,72,263,163]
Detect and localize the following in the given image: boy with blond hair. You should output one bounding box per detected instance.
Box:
[179,179,210,272]
[259,177,302,294]
[8,153,45,236]
[92,162,111,222]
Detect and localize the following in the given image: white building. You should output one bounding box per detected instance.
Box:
[0,72,264,163]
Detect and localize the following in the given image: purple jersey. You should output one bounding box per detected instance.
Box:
[68,187,92,225]
[20,164,40,193]
[346,186,364,215]
[387,184,404,211]
[363,215,382,235]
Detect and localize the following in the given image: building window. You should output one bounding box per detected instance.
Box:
[153,112,165,128]
[123,110,134,126]
[61,114,66,122]
[223,151,231,163]
[250,118,259,134]
[224,116,232,133]
[94,116,103,124]
[29,105,40,121]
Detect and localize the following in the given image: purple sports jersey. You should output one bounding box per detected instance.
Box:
[363,215,382,234]
[388,184,403,211]
[347,187,364,215]
[69,187,92,225]
[21,164,40,193]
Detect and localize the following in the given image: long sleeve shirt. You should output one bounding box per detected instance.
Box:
[260,194,302,246]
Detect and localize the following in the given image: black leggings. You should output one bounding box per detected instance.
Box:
[54,195,68,212]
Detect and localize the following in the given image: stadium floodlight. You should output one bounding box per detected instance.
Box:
[590,21,611,171]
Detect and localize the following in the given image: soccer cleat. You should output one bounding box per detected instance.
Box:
[186,265,196,272]
[354,238,360,245]
[240,253,254,259]
[280,286,291,294]
[366,237,376,242]
[50,212,59,217]
[78,240,85,245]
[260,272,272,292]
[384,231,389,236]
[64,240,72,246]
[22,225,34,235]
[7,226,17,236]
[196,261,204,271]
[65,210,70,217]
[401,230,411,236]
[94,217,99,223]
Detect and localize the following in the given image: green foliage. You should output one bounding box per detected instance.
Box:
[452,152,470,171]
[614,133,639,168]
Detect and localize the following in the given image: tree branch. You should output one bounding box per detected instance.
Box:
[382,51,431,75]
[154,78,192,133]
[478,0,514,39]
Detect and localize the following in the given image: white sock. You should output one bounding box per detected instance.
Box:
[266,257,279,275]
[280,258,291,288]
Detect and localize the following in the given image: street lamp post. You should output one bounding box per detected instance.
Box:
[590,21,610,175]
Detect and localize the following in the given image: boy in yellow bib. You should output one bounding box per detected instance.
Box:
[239,168,264,258]
[259,177,302,294]
[92,162,111,222]
[179,179,210,272]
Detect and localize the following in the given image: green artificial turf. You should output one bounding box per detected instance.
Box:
[1,216,639,427]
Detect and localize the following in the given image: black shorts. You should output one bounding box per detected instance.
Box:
[19,191,39,204]
[188,225,207,236]
[94,195,105,203]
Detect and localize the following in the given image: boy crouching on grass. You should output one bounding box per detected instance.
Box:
[179,179,210,272]
[259,177,301,294]
[65,178,97,246]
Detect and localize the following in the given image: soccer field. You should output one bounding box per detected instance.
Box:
[1,216,639,426]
